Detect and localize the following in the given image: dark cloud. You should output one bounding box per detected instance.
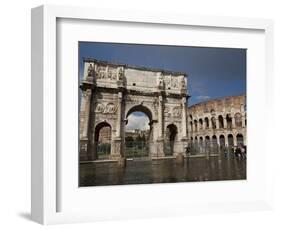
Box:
[79,42,246,105]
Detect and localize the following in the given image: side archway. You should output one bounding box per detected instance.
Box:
[165,124,178,156]
[218,115,224,129]
[93,121,112,160]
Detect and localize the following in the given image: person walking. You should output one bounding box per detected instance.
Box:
[241,145,246,159]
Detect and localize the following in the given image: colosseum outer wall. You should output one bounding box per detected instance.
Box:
[187,95,246,153]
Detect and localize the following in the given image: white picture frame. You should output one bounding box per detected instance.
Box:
[31,5,274,225]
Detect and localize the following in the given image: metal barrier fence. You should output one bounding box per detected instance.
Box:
[188,141,239,156]
[164,141,184,156]
[96,142,111,159]
[125,141,149,158]
[96,140,239,160]
[125,141,186,158]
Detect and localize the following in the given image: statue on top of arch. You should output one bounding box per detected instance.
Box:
[117,67,124,81]
[87,63,95,77]
[180,77,187,91]
[157,73,164,89]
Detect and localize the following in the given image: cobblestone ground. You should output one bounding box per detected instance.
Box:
[79,155,246,187]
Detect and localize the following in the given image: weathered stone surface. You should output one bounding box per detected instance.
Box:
[187,95,247,150]
[175,153,185,165]
[118,157,127,168]
[79,59,188,161]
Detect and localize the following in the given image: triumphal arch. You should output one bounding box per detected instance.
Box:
[79,58,189,161]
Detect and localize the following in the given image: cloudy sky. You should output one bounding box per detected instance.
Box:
[126,112,150,130]
[79,42,246,130]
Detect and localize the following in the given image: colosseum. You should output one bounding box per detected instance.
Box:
[187,95,246,156]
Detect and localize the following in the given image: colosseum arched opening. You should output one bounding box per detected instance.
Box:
[194,120,198,132]
[218,115,224,129]
[199,118,203,130]
[190,121,193,132]
[226,114,233,129]
[212,135,218,153]
[204,117,209,129]
[199,137,204,153]
[228,134,234,147]
[219,135,225,147]
[211,117,216,129]
[235,113,242,127]
[236,134,244,146]
[205,136,210,152]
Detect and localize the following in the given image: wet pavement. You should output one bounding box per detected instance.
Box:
[79,156,246,187]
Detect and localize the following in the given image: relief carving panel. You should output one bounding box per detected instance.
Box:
[172,106,181,118]
[95,103,117,114]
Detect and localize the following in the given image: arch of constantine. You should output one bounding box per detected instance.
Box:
[187,95,246,155]
[79,58,188,161]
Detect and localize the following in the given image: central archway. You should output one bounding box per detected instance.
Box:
[125,105,153,158]
[126,104,153,121]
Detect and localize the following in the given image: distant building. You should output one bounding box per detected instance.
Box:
[187,95,246,153]
[125,129,150,141]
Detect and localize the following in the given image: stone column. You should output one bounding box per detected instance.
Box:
[203,120,206,130]
[201,136,205,154]
[233,135,237,146]
[158,95,163,139]
[242,115,246,127]
[225,137,229,147]
[155,95,165,158]
[181,97,187,138]
[244,133,247,145]
[223,117,227,129]
[81,89,92,138]
[193,122,196,133]
[224,137,230,155]
[79,89,92,161]
[180,96,188,156]
[116,91,122,138]
[112,91,123,160]
[216,118,219,130]
[232,116,236,129]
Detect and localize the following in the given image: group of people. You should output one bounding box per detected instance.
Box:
[185,144,247,160]
[224,144,247,159]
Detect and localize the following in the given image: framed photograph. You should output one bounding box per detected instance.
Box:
[31,5,274,224]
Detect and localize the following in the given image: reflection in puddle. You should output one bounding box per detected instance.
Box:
[79,157,246,187]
